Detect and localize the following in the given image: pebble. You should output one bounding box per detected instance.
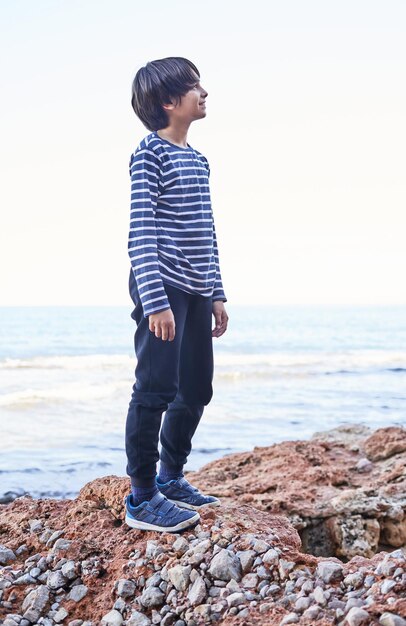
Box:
[316,560,344,583]
[208,548,242,582]
[1,508,405,626]
[345,607,371,625]
[101,609,124,626]
[381,579,397,594]
[379,613,406,626]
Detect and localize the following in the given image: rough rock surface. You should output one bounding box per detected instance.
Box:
[190,425,406,560]
[0,425,405,625]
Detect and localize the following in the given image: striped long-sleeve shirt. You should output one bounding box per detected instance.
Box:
[128,131,227,317]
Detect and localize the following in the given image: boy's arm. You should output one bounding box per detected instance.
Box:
[205,157,227,303]
[128,148,170,318]
[212,221,227,303]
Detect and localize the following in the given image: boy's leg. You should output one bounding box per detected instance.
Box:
[125,272,191,487]
[159,292,214,473]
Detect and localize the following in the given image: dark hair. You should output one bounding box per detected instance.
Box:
[131,57,200,131]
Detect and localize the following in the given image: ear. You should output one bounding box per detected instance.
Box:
[162,97,176,111]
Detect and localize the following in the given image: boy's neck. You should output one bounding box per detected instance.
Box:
[156,123,190,149]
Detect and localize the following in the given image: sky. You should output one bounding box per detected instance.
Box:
[0,0,405,306]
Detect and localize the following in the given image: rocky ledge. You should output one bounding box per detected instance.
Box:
[0,425,405,626]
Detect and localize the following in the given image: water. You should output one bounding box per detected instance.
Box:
[0,305,405,500]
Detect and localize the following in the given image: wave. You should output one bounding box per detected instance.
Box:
[0,354,133,370]
[1,350,406,372]
[0,381,129,407]
[0,351,404,408]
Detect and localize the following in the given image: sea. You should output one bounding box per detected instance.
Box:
[0,305,405,501]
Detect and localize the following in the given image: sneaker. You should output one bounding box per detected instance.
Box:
[156,476,221,510]
[123,489,199,532]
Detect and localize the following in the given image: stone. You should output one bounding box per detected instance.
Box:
[345,607,370,626]
[313,585,327,606]
[381,579,397,594]
[0,545,17,565]
[46,529,65,546]
[316,560,344,583]
[208,548,242,582]
[101,609,124,626]
[127,611,151,626]
[226,592,245,607]
[303,604,320,620]
[237,550,256,573]
[168,565,191,592]
[68,584,88,602]
[187,575,207,606]
[294,596,311,612]
[379,613,406,626]
[262,548,279,567]
[172,537,189,555]
[116,578,136,597]
[281,613,299,624]
[61,560,77,580]
[47,570,67,589]
[52,538,72,552]
[140,586,166,608]
[22,584,50,622]
[54,607,70,623]
[241,573,258,588]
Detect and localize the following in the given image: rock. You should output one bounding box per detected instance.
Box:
[140,586,166,608]
[381,579,397,594]
[303,604,320,619]
[345,607,370,626]
[241,573,258,588]
[187,575,207,606]
[172,537,189,555]
[226,592,245,607]
[294,596,311,612]
[127,612,152,626]
[379,613,406,626]
[281,613,300,624]
[68,584,88,602]
[262,548,279,567]
[208,548,242,582]
[22,584,50,622]
[168,565,191,592]
[47,570,67,589]
[251,539,270,553]
[364,427,406,461]
[313,585,327,606]
[54,607,70,623]
[52,537,72,552]
[316,560,344,583]
[236,549,256,573]
[61,560,77,580]
[116,578,136,597]
[101,609,124,626]
[46,529,65,546]
[0,545,17,565]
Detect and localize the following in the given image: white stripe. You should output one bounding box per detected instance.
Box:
[143,295,169,306]
[159,272,213,292]
[158,259,215,283]
[157,208,212,216]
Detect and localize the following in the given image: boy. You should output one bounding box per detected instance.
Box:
[124,57,228,533]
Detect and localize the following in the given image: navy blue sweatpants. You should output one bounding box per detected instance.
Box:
[125,269,214,487]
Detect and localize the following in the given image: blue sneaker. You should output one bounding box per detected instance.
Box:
[156,476,221,510]
[124,490,200,532]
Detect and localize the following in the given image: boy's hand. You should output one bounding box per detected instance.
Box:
[212,301,229,338]
[149,308,176,341]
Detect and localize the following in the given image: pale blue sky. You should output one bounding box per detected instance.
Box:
[1,0,405,305]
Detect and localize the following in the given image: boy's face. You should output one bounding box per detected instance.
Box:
[163,76,208,124]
